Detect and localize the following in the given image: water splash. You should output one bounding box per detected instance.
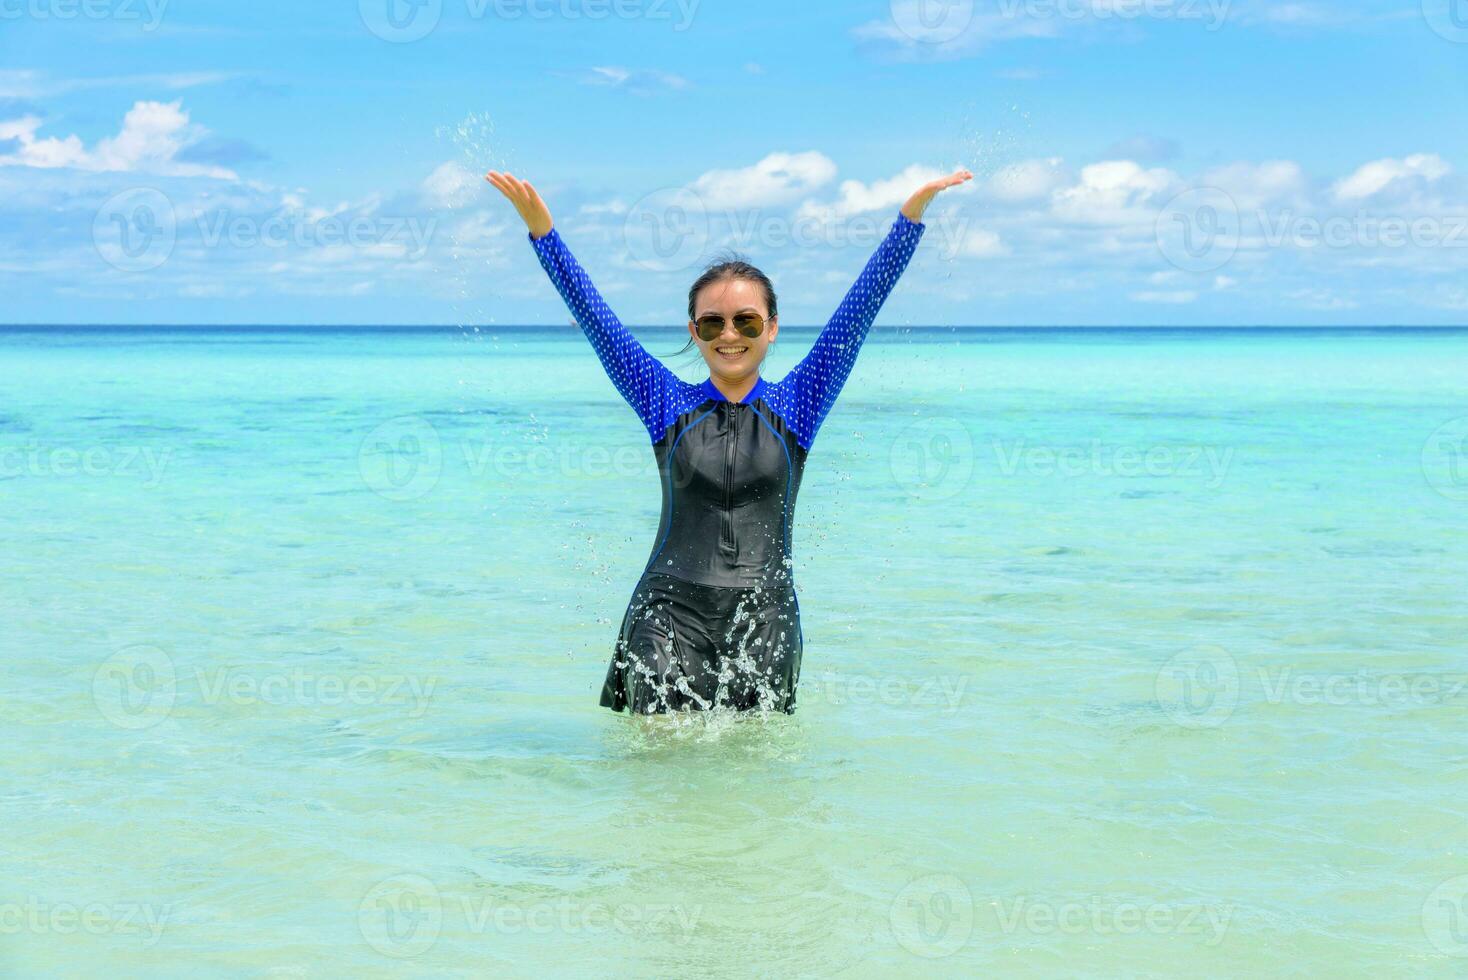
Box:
[606,567,803,724]
[432,111,512,343]
[951,98,1035,185]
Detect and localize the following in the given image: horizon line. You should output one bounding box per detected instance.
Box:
[3,323,1467,331]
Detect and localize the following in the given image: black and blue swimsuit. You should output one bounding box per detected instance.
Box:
[529,210,926,714]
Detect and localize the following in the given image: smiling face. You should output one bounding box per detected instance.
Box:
[688,277,778,388]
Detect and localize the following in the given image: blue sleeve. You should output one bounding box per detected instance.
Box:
[529,226,685,441]
[775,210,925,448]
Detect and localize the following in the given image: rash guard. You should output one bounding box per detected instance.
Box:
[529,210,926,591]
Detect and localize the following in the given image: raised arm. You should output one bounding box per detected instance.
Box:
[775,169,972,448]
[487,170,682,441]
[778,211,923,436]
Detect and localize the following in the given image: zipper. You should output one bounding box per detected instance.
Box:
[720,406,736,552]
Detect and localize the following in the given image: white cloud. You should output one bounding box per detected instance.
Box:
[579,199,629,216]
[1200,160,1306,209]
[1105,135,1180,162]
[303,199,358,224]
[1232,0,1381,29]
[7,129,1462,323]
[180,283,255,299]
[442,211,508,248]
[0,116,80,166]
[0,69,240,99]
[1427,288,1468,312]
[691,151,838,210]
[1287,288,1357,310]
[0,99,236,179]
[794,163,958,223]
[589,66,630,85]
[576,66,690,94]
[1131,290,1199,304]
[421,161,481,210]
[856,0,1373,62]
[0,70,45,99]
[957,227,1008,258]
[852,4,1060,61]
[1332,153,1450,201]
[1050,160,1180,225]
[990,157,1068,202]
[276,279,377,297]
[1257,2,1340,25]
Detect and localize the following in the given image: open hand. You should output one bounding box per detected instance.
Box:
[901,169,973,224]
[485,170,554,240]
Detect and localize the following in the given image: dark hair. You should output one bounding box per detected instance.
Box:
[667,250,778,358]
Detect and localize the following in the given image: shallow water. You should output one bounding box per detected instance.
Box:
[3,326,1467,976]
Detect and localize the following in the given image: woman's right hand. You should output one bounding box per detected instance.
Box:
[485,170,553,240]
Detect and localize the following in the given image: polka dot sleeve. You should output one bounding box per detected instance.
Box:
[769,211,925,450]
[529,227,687,441]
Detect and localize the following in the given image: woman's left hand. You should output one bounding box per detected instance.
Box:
[901,169,973,224]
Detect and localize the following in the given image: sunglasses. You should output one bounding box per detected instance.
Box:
[693,312,767,343]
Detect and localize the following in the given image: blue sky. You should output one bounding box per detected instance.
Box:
[3,0,1467,325]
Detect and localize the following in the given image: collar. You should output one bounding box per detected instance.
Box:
[700,376,766,405]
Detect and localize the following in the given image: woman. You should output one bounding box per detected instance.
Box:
[487,168,972,715]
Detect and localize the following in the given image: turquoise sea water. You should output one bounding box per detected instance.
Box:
[3,326,1467,977]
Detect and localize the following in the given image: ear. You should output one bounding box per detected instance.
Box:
[767,315,778,344]
[687,319,699,341]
